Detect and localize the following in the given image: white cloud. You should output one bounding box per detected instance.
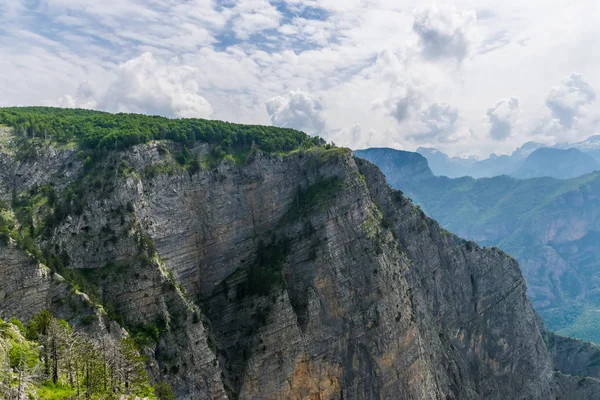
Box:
[387,89,421,124]
[265,90,327,135]
[230,0,282,40]
[2,0,600,158]
[412,5,478,63]
[328,122,363,147]
[486,97,521,141]
[546,72,596,129]
[63,53,213,118]
[408,102,462,143]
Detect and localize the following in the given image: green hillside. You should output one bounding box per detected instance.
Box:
[0,106,324,154]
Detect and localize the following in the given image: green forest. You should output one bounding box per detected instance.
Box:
[0,107,324,154]
[0,310,170,400]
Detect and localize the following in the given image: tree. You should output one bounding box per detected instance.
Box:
[0,335,11,397]
[9,341,40,399]
[46,318,70,384]
[14,310,155,399]
[26,309,52,376]
[118,337,153,396]
[154,380,176,400]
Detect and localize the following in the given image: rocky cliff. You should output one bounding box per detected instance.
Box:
[357,146,600,344]
[0,123,599,399]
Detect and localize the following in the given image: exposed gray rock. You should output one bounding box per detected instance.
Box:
[0,134,598,399]
[544,330,600,377]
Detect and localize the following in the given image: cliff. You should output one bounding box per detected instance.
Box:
[356,146,600,344]
[0,113,599,399]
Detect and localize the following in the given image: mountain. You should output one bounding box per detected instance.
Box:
[417,140,600,179]
[356,147,600,345]
[513,148,600,179]
[354,147,434,185]
[416,147,475,177]
[417,142,546,178]
[1,108,600,399]
[558,135,600,162]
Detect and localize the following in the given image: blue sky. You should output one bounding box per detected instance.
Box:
[1,0,600,157]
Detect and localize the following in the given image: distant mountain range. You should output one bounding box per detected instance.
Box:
[355,147,600,344]
[417,135,600,179]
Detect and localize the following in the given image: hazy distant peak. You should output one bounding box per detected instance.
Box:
[513,147,599,179]
[354,148,434,183]
[585,135,600,142]
[572,135,600,150]
[520,141,546,150]
[417,147,444,156]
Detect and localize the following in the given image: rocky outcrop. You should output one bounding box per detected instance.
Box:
[0,240,96,323]
[356,146,600,344]
[354,148,433,185]
[0,129,599,398]
[358,158,558,399]
[545,330,600,377]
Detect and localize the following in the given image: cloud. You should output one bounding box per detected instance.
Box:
[407,102,463,143]
[380,83,423,124]
[265,90,327,135]
[486,97,521,141]
[348,123,362,143]
[477,30,511,55]
[61,53,213,118]
[546,72,596,129]
[389,90,420,123]
[4,0,600,159]
[230,0,282,40]
[412,6,478,63]
[326,122,364,147]
[381,83,466,144]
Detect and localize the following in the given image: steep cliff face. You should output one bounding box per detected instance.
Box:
[357,146,600,344]
[544,330,600,377]
[0,126,599,399]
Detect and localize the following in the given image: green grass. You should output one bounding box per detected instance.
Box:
[36,383,76,400]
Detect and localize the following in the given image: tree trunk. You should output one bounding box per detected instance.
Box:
[75,357,80,400]
[52,336,59,384]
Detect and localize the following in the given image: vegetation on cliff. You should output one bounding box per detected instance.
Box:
[0,106,324,154]
[0,310,165,399]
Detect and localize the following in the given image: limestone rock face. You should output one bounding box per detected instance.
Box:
[544,330,600,377]
[0,240,88,322]
[0,133,599,399]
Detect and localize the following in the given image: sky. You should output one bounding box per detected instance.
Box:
[1,0,600,157]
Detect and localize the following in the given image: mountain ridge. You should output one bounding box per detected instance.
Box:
[356,146,600,345]
[513,147,599,179]
[416,136,600,179]
[1,108,600,399]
